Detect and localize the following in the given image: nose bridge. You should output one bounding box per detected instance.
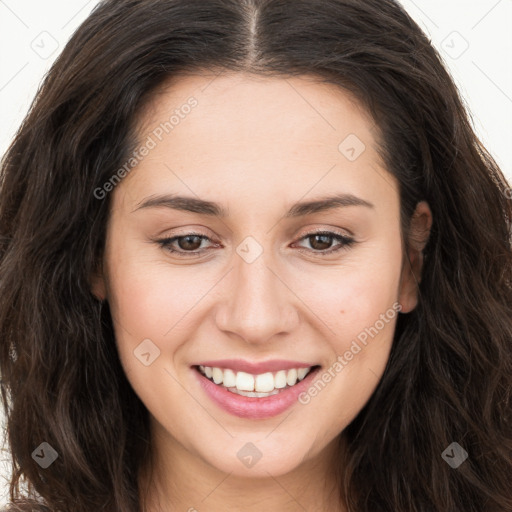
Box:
[215,244,297,344]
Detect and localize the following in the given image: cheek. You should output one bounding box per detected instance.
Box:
[292,242,403,344]
[105,255,200,418]
[107,254,210,341]
[336,264,400,342]
[297,245,402,426]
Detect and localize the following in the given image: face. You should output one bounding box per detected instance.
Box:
[93,72,430,479]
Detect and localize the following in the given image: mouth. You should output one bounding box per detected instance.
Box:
[192,360,321,419]
[195,364,318,397]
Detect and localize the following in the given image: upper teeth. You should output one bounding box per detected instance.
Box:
[199,365,312,393]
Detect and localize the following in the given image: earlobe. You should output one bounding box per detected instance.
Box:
[90,263,107,301]
[398,201,433,313]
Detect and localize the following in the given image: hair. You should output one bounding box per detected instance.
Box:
[0,0,511,510]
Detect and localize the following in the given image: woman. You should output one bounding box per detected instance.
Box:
[1,0,511,511]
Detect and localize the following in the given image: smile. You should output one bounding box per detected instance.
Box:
[197,365,314,397]
[193,360,322,419]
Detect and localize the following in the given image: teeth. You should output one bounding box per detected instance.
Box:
[236,371,254,391]
[255,372,274,392]
[274,370,287,388]
[286,368,298,386]
[229,388,281,398]
[197,365,314,394]
[223,368,236,388]
[212,367,223,385]
[297,367,309,380]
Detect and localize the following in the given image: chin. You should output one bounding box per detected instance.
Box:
[195,435,313,478]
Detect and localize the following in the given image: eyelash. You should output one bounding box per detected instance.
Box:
[155,230,356,258]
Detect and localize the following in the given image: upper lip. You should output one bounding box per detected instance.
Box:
[194,359,318,374]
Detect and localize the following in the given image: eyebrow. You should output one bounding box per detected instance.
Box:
[133,192,374,217]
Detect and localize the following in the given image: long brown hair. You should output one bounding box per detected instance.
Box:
[1,0,511,510]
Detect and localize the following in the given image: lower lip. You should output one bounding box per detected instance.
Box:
[194,366,321,419]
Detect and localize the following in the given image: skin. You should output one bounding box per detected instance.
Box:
[92,72,432,512]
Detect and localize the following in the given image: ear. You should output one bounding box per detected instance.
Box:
[398,201,433,313]
[90,261,107,301]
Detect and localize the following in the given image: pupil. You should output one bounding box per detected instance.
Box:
[179,235,201,250]
[310,234,331,250]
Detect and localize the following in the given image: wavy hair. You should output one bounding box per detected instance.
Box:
[1,0,511,510]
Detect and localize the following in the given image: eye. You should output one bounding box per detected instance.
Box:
[293,230,355,256]
[155,229,356,258]
[156,233,217,256]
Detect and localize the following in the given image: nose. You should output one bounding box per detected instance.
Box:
[214,250,299,345]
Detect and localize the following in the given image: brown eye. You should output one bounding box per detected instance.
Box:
[294,230,356,256]
[156,233,215,256]
[176,235,204,251]
[307,233,335,251]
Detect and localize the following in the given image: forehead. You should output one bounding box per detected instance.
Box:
[117,71,396,211]
[137,71,377,148]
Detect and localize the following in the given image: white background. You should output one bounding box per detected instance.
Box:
[1,0,511,505]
